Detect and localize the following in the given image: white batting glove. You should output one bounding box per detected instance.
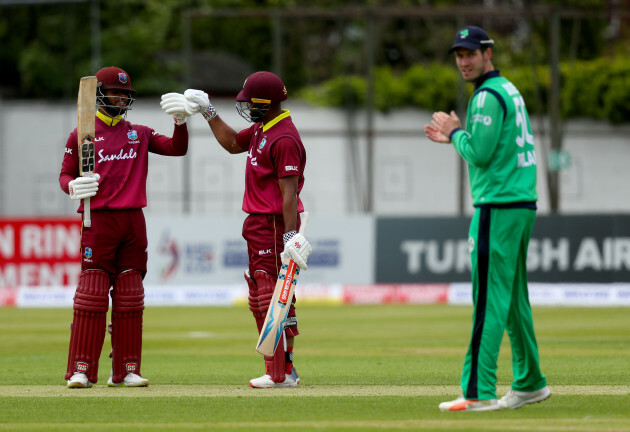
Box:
[280,231,312,270]
[160,92,199,120]
[68,173,100,200]
[184,89,217,120]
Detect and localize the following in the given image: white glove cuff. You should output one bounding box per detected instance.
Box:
[174,116,187,125]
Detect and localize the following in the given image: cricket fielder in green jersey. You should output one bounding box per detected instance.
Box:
[425,25,550,412]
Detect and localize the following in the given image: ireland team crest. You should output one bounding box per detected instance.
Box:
[460,29,470,38]
[468,237,475,253]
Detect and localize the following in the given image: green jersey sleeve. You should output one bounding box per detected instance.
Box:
[451,90,504,167]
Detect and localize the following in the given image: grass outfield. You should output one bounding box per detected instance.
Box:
[0,304,628,431]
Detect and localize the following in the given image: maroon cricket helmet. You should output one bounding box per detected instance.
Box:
[96,66,136,94]
[236,71,287,103]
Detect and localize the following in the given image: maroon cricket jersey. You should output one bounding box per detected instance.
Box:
[235,110,306,214]
[59,114,188,211]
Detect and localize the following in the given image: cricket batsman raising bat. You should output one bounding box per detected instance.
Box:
[60,66,190,389]
[256,212,309,357]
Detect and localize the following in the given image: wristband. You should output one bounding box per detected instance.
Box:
[283,230,297,244]
[448,127,461,141]
[201,105,217,121]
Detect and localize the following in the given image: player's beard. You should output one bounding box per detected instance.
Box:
[459,63,485,83]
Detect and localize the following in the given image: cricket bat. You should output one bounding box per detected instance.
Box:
[77,76,97,228]
[256,212,310,356]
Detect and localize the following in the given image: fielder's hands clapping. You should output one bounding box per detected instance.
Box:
[424,110,461,144]
[68,173,100,200]
[280,231,313,270]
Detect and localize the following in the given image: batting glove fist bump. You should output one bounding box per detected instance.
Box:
[184,89,217,121]
[160,92,200,124]
[281,231,312,270]
[68,173,100,200]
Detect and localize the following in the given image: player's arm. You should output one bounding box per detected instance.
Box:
[274,138,311,269]
[208,115,249,154]
[279,175,299,233]
[187,88,249,155]
[59,131,80,193]
[451,91,504,166]
[148,124,189,156]
[279,183,312,270]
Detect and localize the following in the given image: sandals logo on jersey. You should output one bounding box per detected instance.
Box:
[75,361,88,372]
[98,147,138,163]
[257,137,267,153]
[127,130,140,144]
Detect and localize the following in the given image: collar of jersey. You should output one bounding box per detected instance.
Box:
[97,110,123,126]
[261,110,290,132]
[474,69,501,89]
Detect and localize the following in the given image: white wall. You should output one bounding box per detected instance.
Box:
[1,98,628,217]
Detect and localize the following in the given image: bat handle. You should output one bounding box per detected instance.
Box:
[84,197,91,228]
[298,211,309,235]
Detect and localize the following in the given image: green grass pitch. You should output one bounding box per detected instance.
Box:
[1,304,629,431]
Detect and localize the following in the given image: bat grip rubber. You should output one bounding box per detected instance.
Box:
[84,197,91,228]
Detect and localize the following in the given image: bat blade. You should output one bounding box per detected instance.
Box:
[256,259,300,356]
[77,76,97,228]
[255,212,309,356]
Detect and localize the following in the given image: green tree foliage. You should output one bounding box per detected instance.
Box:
[0,0,628,124]
[301,58,630,124]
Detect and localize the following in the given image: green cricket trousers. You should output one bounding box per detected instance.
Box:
[462,206,547,400]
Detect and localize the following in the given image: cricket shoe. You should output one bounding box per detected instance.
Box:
[67,372,93,389]
[498,386,551,409]
[439,396,499,412]
[249,367,300,388]
[107,371,150,387]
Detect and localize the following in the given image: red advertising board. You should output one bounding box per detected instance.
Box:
[0,218,82,288]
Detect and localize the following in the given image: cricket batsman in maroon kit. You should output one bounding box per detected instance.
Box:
[59,66,191,388]
[161,71,312,388]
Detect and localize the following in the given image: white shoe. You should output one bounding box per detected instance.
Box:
[249,367,300,388]
[107,372,150,387]
[439,396,499,412]
[498,386,551,409]
[67,372,93,389]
